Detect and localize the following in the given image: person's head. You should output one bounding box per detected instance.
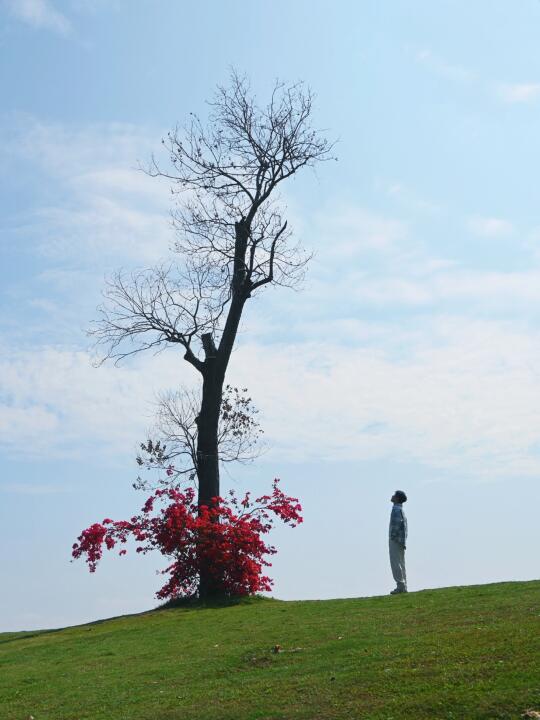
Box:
[391,490,407,504]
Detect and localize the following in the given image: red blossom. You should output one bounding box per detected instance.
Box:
[72,479,302,599]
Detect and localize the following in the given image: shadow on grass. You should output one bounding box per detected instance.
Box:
[155,593,273,612]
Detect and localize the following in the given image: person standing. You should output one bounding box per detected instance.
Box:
[389,490,408,594]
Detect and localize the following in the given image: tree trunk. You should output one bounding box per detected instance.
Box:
[196,220,249,599]
[196,371,221,508]
[196,363,223,599]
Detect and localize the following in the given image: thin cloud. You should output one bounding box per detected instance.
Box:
[6,0,71,34]
[3,114,540,484]
[229,322,540,479]
[313,206,409,259]
[4,313,540,481]
[414,48,475,84]
[0,346,196,462]
[378,179,440,214]
[497,83,540,103]
[467,216,514,238]
[414,49,540,107]
[1,118,172,267]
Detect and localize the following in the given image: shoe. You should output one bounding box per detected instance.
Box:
[390,587,407,595]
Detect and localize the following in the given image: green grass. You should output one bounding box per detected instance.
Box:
[1,581,539,719]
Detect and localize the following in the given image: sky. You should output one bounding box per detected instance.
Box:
[1,0,540,632]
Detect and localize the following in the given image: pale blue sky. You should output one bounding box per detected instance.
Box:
[1,0,540,631]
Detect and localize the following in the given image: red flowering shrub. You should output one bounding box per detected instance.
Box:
[72,480,302,599]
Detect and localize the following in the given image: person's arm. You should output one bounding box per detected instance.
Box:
[390,508,406,548]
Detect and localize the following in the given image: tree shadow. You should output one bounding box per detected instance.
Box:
[155,593,272,612]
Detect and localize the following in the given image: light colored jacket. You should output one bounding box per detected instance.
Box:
[389,504,407,547]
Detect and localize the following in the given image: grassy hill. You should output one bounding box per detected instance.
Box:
[1,581,539,720]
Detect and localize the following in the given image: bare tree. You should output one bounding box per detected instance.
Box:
[135,385,263,491]
[91,71,333,596]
